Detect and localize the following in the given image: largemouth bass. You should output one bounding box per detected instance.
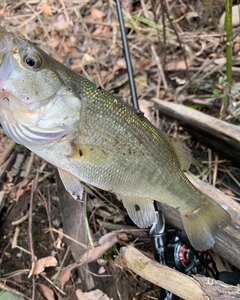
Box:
[0,27,230,250]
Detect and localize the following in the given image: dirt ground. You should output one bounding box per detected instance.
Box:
[0,0,240,299]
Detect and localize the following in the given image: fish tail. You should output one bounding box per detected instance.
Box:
[180,194,231,250]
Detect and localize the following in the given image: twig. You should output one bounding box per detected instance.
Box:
[151,44,168,90]
[11,212,29,226]
[28,174,38,300]
[24,152,35,178]
[11,226,20,249]
[54,246,70,284]
[0,281,32,300]
[84,192,94,248]
[213,154,219,187]
[45,227,87,249]
[40,273,66,296]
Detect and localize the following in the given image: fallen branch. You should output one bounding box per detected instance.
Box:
[152,99,240,164]
[121,246,240,300]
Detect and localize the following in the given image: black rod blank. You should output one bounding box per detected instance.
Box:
[115,0,139,110]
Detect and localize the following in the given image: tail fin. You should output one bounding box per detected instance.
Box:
[180,194,231,250]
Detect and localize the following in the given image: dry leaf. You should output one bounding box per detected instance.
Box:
[38,284,54,300]
[60,269,71,289]
[53,228,65,250]
[135,72,148,95]
[117,232,129,242]
[90,9,106,20]
[76,289,91,300]
[82,53,94,64]
[185,11,199,24]
[75,289,112,300]
[42,3,53,16]
[29,256,58,276]
[165,59,196,70]
[98,266,106,274]
[219,5,240,29]
[92,25,104,35]
[139,99,155,125]
[98,231,118,245]
[16,179,32,201]
[102,26,110,35]
[53,15,69,31]
[79,232,118,264]
[138,58,151,69]
[116,58,127,69]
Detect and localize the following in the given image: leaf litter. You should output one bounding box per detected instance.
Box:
[0,0,239,299]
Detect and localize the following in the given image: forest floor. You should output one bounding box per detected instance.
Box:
[0,0,240,299]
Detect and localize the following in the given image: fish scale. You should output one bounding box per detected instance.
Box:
[0,27,231,250]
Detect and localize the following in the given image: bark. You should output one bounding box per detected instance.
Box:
[121,245,240,300]
[153,99,240,165]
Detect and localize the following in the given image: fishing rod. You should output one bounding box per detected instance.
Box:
[115,0,139,110]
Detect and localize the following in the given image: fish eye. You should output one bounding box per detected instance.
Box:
[23,53,42,69]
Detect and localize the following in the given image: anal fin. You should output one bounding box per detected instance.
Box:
[58,169,84,201]
[120,196,156,228]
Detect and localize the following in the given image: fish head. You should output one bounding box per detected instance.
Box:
[0,27,81,146]
[0,27,62,106]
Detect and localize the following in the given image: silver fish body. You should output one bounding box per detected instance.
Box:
[0,27,231,250]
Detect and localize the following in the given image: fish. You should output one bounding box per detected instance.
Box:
[0,26,231,250]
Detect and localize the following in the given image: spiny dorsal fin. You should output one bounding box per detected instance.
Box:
[120,195,156,228]
[163,132,192,171]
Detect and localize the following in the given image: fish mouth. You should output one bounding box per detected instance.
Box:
[0,27,15,80]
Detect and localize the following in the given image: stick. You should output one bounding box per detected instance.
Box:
[121,246,208,300]
[121,246,240,300]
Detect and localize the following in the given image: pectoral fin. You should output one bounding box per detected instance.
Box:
[120,196,156,228]
[58,169,84,200]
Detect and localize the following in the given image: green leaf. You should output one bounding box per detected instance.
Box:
[218,75,226,85]
[213,88,221,96]
[0,291,24,300]
[131,15,163,31]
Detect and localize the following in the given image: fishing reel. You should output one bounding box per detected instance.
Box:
[164,235,208,276]
[150,213,210,277]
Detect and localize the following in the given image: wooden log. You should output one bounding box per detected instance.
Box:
[158,174,240,269]
[152,99,240,164]
[121,246,240,300]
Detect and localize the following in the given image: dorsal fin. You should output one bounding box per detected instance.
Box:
[163,132,192,171]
